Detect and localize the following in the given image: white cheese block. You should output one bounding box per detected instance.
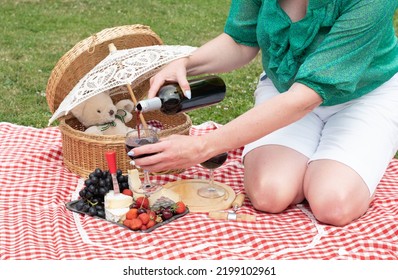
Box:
[104,191,133,209]
[105,207,130,223]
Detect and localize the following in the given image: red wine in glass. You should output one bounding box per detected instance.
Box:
[198,152,228,199]
[125,136,158,160]
[125,128,161,194]
[200,153,228,169]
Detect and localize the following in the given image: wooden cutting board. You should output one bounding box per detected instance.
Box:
[163,179,236,213]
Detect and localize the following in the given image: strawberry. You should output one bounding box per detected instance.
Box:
[140,225,147,231]
[135,196,150,209]
[123,219,132,228]
[172,201,186,214]
[122,189,133,196]
[146,219,156,229]
[129,218,143,230]
[147,210,157,220]
[138,212,150,225]
[126,208,138,220]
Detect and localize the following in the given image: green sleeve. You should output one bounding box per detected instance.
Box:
[224,0,262,47]
[295,0,398,105]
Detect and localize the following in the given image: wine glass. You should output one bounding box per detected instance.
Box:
[197,152,228,199]
[125,128,162,195]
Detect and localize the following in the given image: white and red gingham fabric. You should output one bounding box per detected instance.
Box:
[1,121,397,260]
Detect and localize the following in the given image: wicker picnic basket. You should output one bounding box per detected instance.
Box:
[46,24,192,178]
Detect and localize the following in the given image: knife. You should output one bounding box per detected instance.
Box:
[208,193,256,221]
[105,151,120,194]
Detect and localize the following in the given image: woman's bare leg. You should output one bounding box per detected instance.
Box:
[244,145,308,213]
[304,159,372,226]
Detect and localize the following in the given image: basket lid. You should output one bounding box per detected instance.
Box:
[46,24,163,114]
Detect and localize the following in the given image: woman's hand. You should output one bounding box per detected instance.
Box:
[131,134,210,172]
[146,33,259,99]
[147,58,191,99]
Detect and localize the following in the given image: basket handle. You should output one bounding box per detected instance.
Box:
[108,43,149,130]
[127,85,149,130]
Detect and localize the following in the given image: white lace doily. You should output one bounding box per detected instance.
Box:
[48,45,197,125]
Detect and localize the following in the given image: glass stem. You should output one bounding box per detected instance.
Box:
[143,170,151,188]
[209,169,215,187]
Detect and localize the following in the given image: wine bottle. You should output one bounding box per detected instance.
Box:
[136,75,226,115]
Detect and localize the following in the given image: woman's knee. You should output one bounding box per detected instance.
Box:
[309,196,356,226]
[304,160,372,226]
[243,145,308,214]
[306,184,371,226]
[245,175,304,213]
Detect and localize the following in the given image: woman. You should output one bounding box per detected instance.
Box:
[131,0,398,226]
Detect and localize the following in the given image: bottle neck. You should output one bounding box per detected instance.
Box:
[136,97,162,112]
[136,75,226,114]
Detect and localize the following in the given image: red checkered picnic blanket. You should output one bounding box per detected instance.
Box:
[1,121,397,260]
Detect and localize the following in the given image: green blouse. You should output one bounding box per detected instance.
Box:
[224,0,398,105]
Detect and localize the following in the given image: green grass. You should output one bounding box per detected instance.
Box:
[0,1,397,129]
[0,0,261,127]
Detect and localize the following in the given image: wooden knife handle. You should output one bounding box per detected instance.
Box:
[208,211,256,222]
[231,193,246,209]
[208,211,229,220]
[236,214,256,222]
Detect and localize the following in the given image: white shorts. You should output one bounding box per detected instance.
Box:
[242,73,398,195]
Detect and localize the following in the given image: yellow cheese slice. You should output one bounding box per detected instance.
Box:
[128,169,142,193]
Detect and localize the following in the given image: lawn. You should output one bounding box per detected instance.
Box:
[0,0,261,127]
[0,1,397,129]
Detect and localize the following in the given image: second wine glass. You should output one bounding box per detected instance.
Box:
[125,128,161,195]
[197,152,228,199]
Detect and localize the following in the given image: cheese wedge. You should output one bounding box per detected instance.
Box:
[104,191,133,223]
[105,207,130,223]
[104,191,133,209]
